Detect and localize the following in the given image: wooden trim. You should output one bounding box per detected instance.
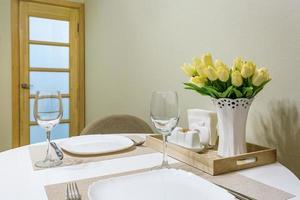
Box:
[11,0,21,148]
[30,40,70,47]
[21,0,83,8]
[19,1,31,146]
[69,8,79,137]
[78,4,85,132]
[30,67,70,72]
[27,2,72,21]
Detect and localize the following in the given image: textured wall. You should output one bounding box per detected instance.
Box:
[0,0,12,151]
[85,0,300,177]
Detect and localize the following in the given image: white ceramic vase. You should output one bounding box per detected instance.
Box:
[212,98,254,157]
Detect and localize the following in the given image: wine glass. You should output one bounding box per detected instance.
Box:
[34,91,63,168]
[150,91,179,168]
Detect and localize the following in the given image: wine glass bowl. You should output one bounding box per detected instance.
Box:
[150,117,178,135]
[150,91,179,168]
[34,91,63,168]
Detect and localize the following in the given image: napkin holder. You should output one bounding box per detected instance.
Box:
[145,135,276,176]
[187,109,218,147]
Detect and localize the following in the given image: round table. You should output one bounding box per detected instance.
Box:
[0,136,299,200]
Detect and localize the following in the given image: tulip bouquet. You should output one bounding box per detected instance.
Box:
[181,53,271,99]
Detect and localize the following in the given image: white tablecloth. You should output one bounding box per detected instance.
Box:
[0,135,299,200]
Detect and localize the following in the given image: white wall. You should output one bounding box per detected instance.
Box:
[0,0,12,151]
[86,0,300,127]
[85,0,300,176]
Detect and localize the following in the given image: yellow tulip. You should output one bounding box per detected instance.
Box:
[216,66,230,82]
[247,61,256,70]
[192,57,202,66]
[231,70,243,87]
[252,67,270,86]
[202,53,213,67]
[204,65,218,81]
[241,61,256,78]
[232,57,244,71]
[215,59,226,68]
[181,63,197,77]
[190,75,207,87]
[193,57,207,75]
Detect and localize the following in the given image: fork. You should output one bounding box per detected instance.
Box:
[66,182,81,200]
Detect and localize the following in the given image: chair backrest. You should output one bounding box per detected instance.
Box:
[81,114,154,135]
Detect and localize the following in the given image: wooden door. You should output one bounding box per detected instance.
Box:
[18,1,84,145]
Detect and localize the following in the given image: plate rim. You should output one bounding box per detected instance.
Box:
[87,168,235,200]
[60,134,135,155]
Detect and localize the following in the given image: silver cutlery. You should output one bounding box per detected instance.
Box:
[66,182,81,200]
[127,136,145,146]
[215,183,256,200]
[130,138,145,146]
[50,142,64,160]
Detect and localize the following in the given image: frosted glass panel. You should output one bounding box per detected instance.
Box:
[30,98,69,122]
[30,44,69,68]
[29,17,69,43]
[30,72,69,94]
[30,123,69,144]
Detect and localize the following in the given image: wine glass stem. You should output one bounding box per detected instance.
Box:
[45,130,52,161]
[162,134,168,167]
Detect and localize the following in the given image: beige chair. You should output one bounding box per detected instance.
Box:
[81,114,154,135]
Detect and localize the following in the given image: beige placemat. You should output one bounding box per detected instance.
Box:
[29,136,155,171]
[45,162,295,200]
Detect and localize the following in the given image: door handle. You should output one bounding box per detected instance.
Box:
[21,83,30,89]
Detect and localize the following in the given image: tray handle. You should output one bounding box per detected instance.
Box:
[236,157,257,165]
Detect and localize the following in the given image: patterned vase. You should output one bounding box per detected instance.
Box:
[212,98,254,157]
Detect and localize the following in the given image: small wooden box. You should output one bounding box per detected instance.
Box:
[145,135,276,176]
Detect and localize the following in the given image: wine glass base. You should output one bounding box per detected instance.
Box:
[151,161,171,170]
[35,159,62,168]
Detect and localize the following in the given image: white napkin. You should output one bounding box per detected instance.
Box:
[187,109,218,146]
[189,124,210,146]
[169,127,209,148]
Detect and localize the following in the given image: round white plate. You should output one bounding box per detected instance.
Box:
[60,135,134,155]
[88,169,235,200]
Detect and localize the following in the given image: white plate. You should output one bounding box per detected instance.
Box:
[60,135,134,155]
[88,169,235,200]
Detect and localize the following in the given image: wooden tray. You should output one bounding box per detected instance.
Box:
[145,135,276,175]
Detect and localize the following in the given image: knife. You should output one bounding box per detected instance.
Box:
[50,142,64,160]
[215,183,256,200]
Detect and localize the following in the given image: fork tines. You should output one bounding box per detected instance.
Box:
[66,182,81,200]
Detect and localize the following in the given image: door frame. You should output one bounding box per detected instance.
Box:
[11,0,85,147]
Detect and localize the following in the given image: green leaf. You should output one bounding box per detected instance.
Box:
[183,83,211,96]
[195,90,210,96]
[252,86,263,97]
[220,86,233,98]
[184,87,195,90]
[212,80,224,92]
[184,82,200,89]
[202,87,217,98]
[251,79,271,97]
[184,83,203,92]
[232,88,243,98]
[203,86,222,98]
[242,86,253,97]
